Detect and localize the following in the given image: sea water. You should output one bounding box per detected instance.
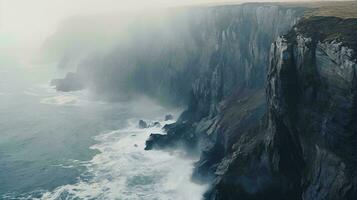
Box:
[0,63,207,199]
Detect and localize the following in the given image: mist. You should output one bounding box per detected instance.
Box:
[1,0,356,199]
[0,0,341,64]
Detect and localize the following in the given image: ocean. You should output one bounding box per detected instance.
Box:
[0,63,206,199]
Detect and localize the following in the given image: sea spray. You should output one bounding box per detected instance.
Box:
[39,118,208,200]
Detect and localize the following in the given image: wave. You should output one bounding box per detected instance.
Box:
[40,95,80,106]
[38,118,207,200]
[23,84,92,106]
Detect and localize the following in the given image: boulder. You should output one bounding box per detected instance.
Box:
[145,133,166,150]
[138,120,148,129]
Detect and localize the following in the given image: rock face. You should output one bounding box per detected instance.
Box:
[205,17,357,199]
[265,17,357,200]
[143,3,303,150]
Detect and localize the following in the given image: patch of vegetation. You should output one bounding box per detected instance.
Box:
[301,1,357,19]
[260,1,357,19]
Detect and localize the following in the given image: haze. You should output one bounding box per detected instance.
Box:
[0,0,345,63]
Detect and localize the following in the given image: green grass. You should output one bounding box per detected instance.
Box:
[205,1,357,19]
[296,1,357,19]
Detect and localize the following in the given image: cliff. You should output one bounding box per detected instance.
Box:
[52,4,303,104]
[146,8,357,200]
[144,3,303,150]
[200,17,357,199]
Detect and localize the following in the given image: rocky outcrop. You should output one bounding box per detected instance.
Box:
[138,120,148,129]
[145,122,199,152]
[51,72,84,92]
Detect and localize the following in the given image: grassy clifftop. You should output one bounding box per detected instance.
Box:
[287,1,357,19]
[215,1,357,19]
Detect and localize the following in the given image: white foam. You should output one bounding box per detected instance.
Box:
[37,86,93,106]
[39,119,208,200]
[40,95,79,106]
[22,84,92,106]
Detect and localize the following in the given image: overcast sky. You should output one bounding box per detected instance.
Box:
[1,0,340,38]
[0,0,218,36]
[0,0,345,56]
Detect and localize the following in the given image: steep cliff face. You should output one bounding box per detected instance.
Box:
[144,4,303,150]
[53,4,303,105]
[267,17,357,200]
[203,17,357,200]
[183,4,303,117]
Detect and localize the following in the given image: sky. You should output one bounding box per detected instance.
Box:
[0,0,177,61]
[0,0,217,39]
[0,0,346,62]
[0,0,219,55]
[1,0,339,40]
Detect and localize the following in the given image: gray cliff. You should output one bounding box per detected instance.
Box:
[202,17,357,199]
[146,13,357,200]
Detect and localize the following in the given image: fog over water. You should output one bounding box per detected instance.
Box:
[0,0,216,199]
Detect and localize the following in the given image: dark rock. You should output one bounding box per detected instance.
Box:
[144,122,199,153]
[145,133,167,150]
[138,120,148,129]
[143,5,304,198]
[146,16,357,200]
[164,114,173,121]
[52,4,357,200]
[205,18,357,200]
[51,72,84,92]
